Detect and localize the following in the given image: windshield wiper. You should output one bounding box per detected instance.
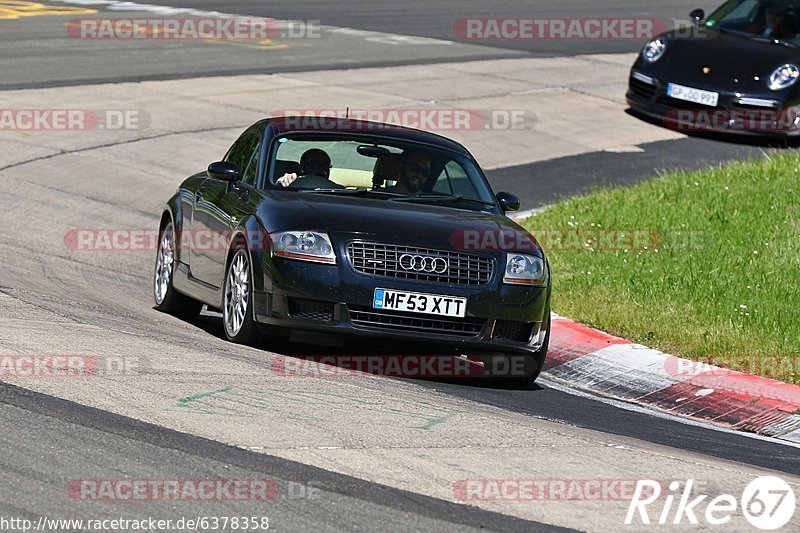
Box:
[390,194,495,206]
[718,27,795,46]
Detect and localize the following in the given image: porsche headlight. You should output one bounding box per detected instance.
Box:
[642,38,667,63]
[273,231,336,264]
[503,254,547,286]
[768,64,800,91]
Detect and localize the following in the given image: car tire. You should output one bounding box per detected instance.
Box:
[487,314,551,389]
[223,245,263,346]
[154,220,203,320]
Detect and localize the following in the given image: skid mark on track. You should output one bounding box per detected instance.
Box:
[167,386,460,430]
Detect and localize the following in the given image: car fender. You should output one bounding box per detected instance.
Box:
[227,214,269,295]
[162,191,186,265]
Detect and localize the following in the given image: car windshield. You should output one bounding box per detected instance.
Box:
[268,135,497,212]
[705,0,800,44]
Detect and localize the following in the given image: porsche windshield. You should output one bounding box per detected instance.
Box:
[269,135,497,211]
[705,0,800,44]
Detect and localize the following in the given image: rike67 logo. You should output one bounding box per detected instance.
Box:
[626,477,796,530]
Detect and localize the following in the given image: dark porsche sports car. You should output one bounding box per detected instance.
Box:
[628,0,800,136]
[154,117,551,385]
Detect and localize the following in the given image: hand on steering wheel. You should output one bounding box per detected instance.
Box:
[277,173,300,187]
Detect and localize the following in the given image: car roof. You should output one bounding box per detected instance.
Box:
[263,116,471,156]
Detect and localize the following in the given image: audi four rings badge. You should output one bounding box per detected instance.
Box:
[399,254,449,274]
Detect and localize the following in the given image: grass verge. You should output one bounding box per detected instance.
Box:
[521,152,800,383]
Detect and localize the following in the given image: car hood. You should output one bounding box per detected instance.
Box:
[655,30,799,92]
[258,192,544,256]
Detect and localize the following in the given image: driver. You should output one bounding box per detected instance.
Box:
[277,149,331,187]
[388,151,432,195]
[748,3,793,38]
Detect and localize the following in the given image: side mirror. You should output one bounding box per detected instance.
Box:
[207,161,241,182]
[496,192,521,212]
[690,8,705,24]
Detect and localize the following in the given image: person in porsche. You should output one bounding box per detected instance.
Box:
[747,3,793,38]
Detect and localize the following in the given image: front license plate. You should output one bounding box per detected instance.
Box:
[373,289,467,318]
[667,83,719,107]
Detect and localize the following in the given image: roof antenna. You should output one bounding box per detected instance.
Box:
[346,107,350,119]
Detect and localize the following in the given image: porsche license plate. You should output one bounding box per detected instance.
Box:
[373,289,467,318]
[667,83,719,107]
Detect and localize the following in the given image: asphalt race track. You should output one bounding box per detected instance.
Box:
[102,0,720,56]
[0,0,741,84]
[1,1,799,532]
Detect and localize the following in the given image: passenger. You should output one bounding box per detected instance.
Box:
[278,149,331,187]
[387,151,431,195]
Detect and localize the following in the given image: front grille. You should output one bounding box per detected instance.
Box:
[347,242,493,286]
[288,298,333,321]
[494,320,534,342]
[349,307,486,337]
[629,77,657,100]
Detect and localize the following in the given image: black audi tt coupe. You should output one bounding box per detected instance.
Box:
[153,117,551,385]
[628,0,800,137]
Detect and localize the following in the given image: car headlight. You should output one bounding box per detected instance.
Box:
[503,254,547,286]
[272,231,336,264]
[768,64,800,91]
[641,38,667,63]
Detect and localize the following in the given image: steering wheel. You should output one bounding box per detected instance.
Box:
[291,175,345,190]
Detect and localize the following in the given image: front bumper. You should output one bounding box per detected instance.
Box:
[627,70,800,137]
[252,243,550,355]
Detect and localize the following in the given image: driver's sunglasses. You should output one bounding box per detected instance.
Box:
[307,160,332,170]
[406,162,430,175]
